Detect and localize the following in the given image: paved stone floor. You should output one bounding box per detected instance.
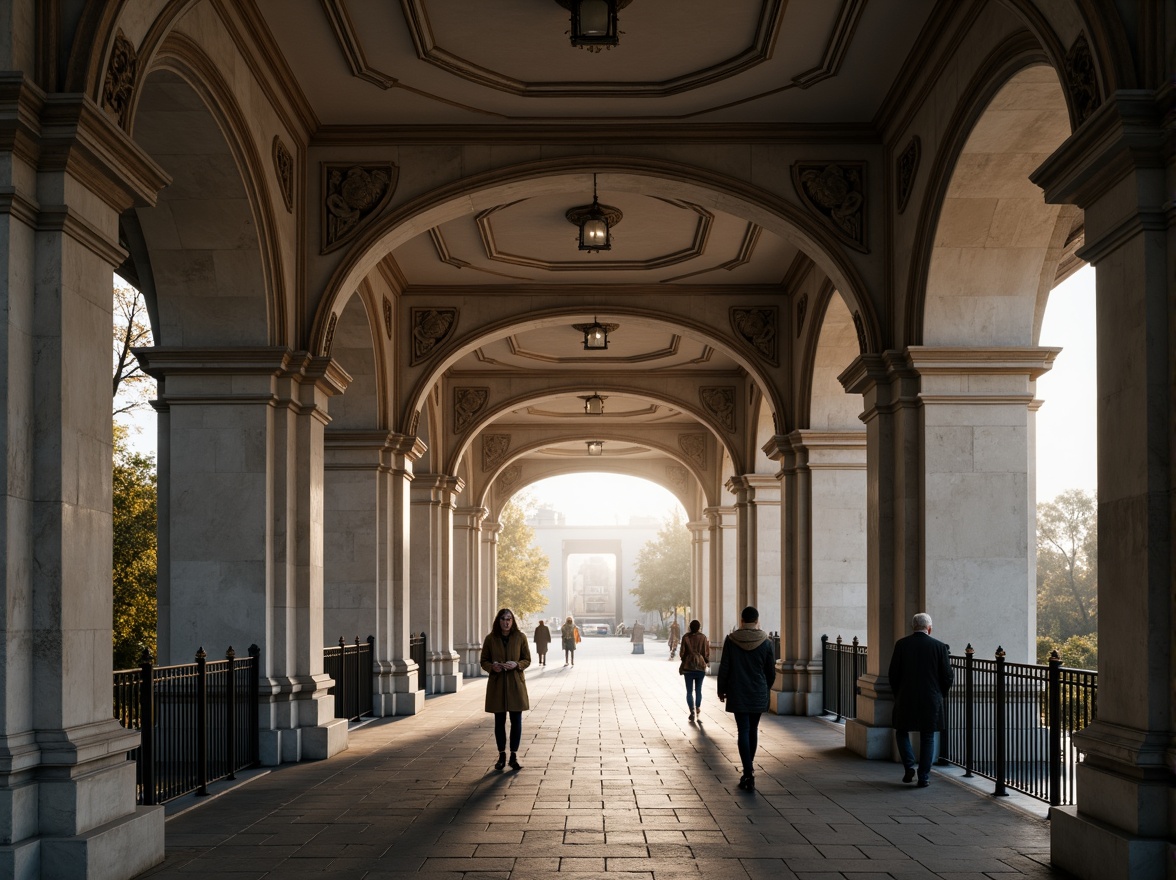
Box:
[136,636,1067,879]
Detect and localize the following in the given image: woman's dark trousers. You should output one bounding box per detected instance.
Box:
[494,711,522,752]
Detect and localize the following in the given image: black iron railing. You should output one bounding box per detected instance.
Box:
[324,636,374,721]
[409,631,427,691]
[113,645,260,805]
[821,634,866,722]
[769,631,781,662]
[944,646,1097,805]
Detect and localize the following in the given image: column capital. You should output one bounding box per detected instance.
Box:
[411,473,466,503]
[325,430,427,465]
[906,345,1059,405]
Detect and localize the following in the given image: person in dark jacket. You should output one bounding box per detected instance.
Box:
[480,607,531,770]
[887,612,953,787]
[532,619,551,666]
[716,606,777,791]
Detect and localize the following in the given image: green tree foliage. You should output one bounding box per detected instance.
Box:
[1037,489,1097,667]
[631,512,691,623]
[112,424,157,669]
[495,495,550,624]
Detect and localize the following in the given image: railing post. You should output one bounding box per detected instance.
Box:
[850,636,861,720]
[993,646,1007,797]
[1048,650,1062,807]
[226,646,237,780]
[196,647,209,796]
[964,645,974,778]
[834,635,844,722]
[352,635,362,720]
[820,634,828,715]
[138,648,156,806]
[367,634,376,716]
[937,644,951,765]
[249,644,260,766]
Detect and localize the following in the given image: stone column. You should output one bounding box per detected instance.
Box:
[0,84,169,878]
[139,348,351,763]
[907,346,1056,662]
[482,518,502,633]
[1031,94,1173,880]
[454,505,488,677]
[323,432,425,716]
[838,353,922,757]
[703,507,724,664]
[687,519,708,632]
[725,475,778,617]
[410,474,464,693]
[769,431,867,715]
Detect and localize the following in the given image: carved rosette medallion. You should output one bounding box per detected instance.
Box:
[730,307,778,365]
[699,387,737,433]
[322,312,339,357]
[272,137,294,212]
[382,296,393,339]
[678,433,707,470]
[666,466,689,492]
[852,311,868,354]
[1064,34,1102,127]
[410,307,457,364]
[453,387,489,433]
[482,434,511,471]
[321,163,398,252]
[102,31,138,129]
[796,294,808,337]
[792,162,868,252]
[499,465,522,491]
[896,136,920,214]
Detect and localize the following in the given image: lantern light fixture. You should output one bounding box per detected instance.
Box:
[565,175,621,252]
[583,318,608,350]
[580,393,607,415]
[557,0,620,50]
[586,440,604,456]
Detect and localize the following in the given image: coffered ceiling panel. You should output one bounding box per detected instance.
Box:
[256,0,937,126]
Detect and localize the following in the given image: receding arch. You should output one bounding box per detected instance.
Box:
[310,157,881,364]
[128,50,282,346]
[806,289,863,430]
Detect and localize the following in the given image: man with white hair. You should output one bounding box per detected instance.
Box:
[887,612,953,788]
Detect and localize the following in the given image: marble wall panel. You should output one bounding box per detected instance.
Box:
[926,555,1034,661]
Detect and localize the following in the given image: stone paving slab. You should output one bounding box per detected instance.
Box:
[135,637,1068,879]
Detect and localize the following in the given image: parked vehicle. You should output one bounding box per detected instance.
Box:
[580,622,611,636]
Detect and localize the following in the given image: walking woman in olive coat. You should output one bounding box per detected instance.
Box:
[481,607,531,770]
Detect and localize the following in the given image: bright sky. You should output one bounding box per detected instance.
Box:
[118,267,1097,522]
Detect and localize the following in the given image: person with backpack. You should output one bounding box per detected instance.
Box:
[678,619,711,722]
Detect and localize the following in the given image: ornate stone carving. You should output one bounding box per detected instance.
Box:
[792,162,867,252]
[453,387,488,433]
[666,466,689,491]
[499,465,522,491]
[272,137,294,212]
[852,311,868,354]
[382,296,393,339]
[321,163,398,252]
[482,434,510,471]
[896,136,920,214]
[730,307,777,365]
[796,294,808,337]
[1064,33,1102,127]
[102,31,138,129]
[322,312,338,357]
[679,433,707,470]
[410,307,457,364]
[699,387,736,433]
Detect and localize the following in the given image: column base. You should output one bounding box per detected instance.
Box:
[259,718,349,765]
[1051,805,1169,880]
[845,718,894,759]
[390,690,425,715]
[427,673,463,694]
[770,688,823,715]
[36,805,164,880]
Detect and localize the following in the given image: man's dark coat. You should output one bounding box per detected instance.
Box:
[887,631,953,732]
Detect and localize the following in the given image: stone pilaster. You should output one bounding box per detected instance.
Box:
[0,81,169,878]
[687,520,708,627]
[767,431,866,716]
[324,431,425,716]
[138,348,352,762]
[725,475,779,617]
[454,505,488,677]
[410,474,465,693]
[838,353,922,757]
[1031,92,1174,880]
